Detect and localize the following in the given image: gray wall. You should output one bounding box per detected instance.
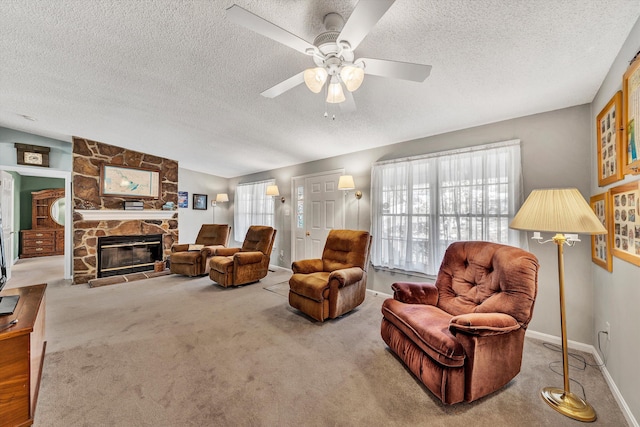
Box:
[177,168,229,244]
[591,17,640,422]
[230,104,594,346]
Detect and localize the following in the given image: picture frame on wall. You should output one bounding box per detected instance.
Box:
[192,194,208,210]
[590,192,613,272]
[178,191,188,208]
[596,91,624,186]
[100,164,160,199]
[623,56,640,175]
[609,180,640,267]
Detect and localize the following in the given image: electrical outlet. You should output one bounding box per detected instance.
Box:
[280,249,284,257]
[605,321,611,340]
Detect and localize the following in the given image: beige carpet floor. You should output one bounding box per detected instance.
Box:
[20,265,627,426]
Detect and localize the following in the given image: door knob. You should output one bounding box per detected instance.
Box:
[305,231,310,236]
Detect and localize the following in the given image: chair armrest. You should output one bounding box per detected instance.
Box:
[291,259,323,274]
[214,247,241,256]
[171,244,189,253]
[449,313,520,336]
[329,267,364,288]
[202,245,224,256]
[391,282,438,305]
[234,251,264,265]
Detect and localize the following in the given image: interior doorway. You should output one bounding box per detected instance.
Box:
[291,169,345,262]
[0,166,72,280]
[0,171,15,280]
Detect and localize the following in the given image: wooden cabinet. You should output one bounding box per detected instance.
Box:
[20,189,64,259]
[0,284,46,427]
[20,229,64,258]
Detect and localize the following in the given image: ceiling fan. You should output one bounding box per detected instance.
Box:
[226,0,432,112]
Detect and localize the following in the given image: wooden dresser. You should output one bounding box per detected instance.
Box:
[20,229,64,258]
[0,284,46,427]
[20,189,64,259]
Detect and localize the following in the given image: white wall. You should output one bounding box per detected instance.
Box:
[591,17,640,422]
[176,168,229,243]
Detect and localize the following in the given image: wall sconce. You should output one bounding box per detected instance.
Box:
[266,185,285,203]
[211,193,229,222]
[337,175,362,199]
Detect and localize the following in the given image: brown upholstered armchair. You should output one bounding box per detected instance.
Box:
[170,224,231,277]
[381,241,539,404]
[209,225,276,287]
[289,229,372,322]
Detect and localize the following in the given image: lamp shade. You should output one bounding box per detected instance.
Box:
[509,188,606,234]
[304,67,328,93]
[326,76,346,103]
[338,175,356,190]
[215,193,229,203]
[266,185,280,196]
[340,65,365,92]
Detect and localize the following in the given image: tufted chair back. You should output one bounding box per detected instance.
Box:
[240,225,276,255]
[435,241,539,327]
[195,224,231,247]
[321,229,371,272]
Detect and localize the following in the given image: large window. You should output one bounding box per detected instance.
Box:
[370,140,524,276]
[234,179,275,242]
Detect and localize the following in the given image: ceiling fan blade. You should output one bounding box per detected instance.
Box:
[226,4,317,56]
[261,71,306,98]
[340,90,357,113]
[338,0,395,51]
[360,58,432,82]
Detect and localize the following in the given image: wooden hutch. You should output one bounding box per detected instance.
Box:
[20,188,65,258]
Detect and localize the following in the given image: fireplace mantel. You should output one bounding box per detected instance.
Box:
[75,209,177,221]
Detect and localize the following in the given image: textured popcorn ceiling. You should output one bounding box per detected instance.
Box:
[1,1,639,177]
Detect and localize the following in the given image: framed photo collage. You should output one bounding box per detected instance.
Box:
[591,54,640,269]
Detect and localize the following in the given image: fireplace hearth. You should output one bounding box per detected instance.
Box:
[97,234,163,278]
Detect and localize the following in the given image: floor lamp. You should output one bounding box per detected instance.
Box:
[266,185,285,269]
[211,193,229,223]
[510,188,606,422]
[338,175,363,229]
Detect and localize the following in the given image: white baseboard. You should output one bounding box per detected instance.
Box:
[268,265,292,273]
[366,289,392,298]
[526,329,638,427]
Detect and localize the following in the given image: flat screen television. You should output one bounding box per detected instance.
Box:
[0,214,19,316]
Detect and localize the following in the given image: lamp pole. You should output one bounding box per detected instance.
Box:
[540,233,596,422]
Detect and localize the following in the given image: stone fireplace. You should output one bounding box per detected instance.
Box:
[72,137,179,284]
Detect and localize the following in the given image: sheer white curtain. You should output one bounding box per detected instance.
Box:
[371,140,524,276]
[234,179,275,242]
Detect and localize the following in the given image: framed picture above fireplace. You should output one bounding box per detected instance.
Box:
[100,165,160,199]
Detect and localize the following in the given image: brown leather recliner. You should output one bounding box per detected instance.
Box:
[170,224,231,277]
[289,229,372,322]
[209,225,276,287]
[381,241,539,404]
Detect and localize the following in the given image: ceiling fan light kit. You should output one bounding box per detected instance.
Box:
[326,76,346,104]
[226,0,431,112]
[303,67,328,93]
[340,65,365,92]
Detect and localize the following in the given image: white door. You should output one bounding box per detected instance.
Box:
[292,171,344,261]
[0,171,15,281]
